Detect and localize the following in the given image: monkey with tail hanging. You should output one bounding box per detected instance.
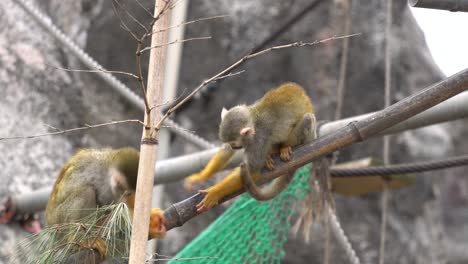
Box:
[184,82,317,212]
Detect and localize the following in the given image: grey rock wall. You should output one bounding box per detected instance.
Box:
[0,0,467,263]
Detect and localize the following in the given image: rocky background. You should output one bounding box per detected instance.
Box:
[0,0,467,263]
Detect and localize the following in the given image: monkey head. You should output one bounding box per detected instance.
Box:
[109,148,139,200]
[219,105,255,149]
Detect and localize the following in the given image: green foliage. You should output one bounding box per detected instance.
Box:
[12,203,132,264]
[169,165,312,264]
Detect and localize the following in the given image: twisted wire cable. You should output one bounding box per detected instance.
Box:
[329,208,361,264]
[12,0,215,150]
[331,154,468,177]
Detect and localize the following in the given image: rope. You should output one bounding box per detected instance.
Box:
[12,0,215,150]
[329,208,360,264]
[323,214,331,264]
[331,154,468,177]
[380,0,393,262]
[334,0,353,121]
[327,1,354,263]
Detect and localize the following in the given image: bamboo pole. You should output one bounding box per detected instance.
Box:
[128,1,170,263]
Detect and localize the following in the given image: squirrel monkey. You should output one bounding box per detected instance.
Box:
[45,147,166,259]
[184,82,316,212]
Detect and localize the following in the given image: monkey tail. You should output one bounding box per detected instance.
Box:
[240,163,293,201]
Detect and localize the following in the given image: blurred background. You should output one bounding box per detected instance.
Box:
[0,0,467,263]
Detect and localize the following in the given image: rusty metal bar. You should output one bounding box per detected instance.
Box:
[409,0,468,12]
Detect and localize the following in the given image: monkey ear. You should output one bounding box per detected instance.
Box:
[240,127,254,137]
[221,107,228,120]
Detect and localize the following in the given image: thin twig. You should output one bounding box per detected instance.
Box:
[134,0,153,17]
[0,120,144,141]
[211,70,245,82]
[148,0,173,28]
[46,64,139,79]
[152,15,229,35]
[154,33,360,129]
[112,1,140,41]
[140,36,212,53]
[113,0,149,33]
[132,1,173,117]
[158,87,188,112]
[136,41,151,115]
[44,124,62,132]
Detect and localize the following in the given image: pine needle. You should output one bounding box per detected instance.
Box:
[11,203,133,264]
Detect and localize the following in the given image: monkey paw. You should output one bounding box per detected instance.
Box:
[184,173,206,191]
[280,146,292,161]
[149,208,166,239]
[196,189,219,213]
[265,156,275,170]
[81,237,107,260]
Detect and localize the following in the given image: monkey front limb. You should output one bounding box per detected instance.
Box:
[195,163,293,210]
[196,167,244,212]
[184,144,235,190]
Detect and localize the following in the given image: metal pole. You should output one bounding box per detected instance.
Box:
[409,0,468,12]
[9,82,468,216]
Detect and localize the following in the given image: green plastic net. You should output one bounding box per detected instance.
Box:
[169,164,312,264]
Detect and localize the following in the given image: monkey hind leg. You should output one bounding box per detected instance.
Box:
[286,113,317,147]
[73,237,108,262]
[241,164,294,201]
[279,145,292,161]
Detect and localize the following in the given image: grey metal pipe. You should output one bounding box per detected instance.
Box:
[409,0,468,12]
[14,150,243,215]
[319,90,468,136]
[14,188,52,215]
[11,89,468,215]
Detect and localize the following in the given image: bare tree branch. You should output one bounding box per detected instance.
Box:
[211,70,245,82]
[134,0,154,17]
[112,1,140,41]
[152,15,229,34]
[140,36,212,53]
[0,120,144,141]
[46,64,139,79]
[154,33,361,129]
[113,0,149,33]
